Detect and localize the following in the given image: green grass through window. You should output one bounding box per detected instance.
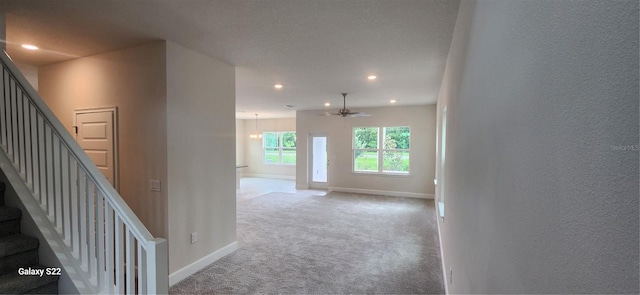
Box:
[354,151,409,173]
[265,150,296,164]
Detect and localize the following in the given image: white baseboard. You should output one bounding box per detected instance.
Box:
[243,173,296,180]
[436,206,448,294]
[329,187,434,199]
[169,241,238,286]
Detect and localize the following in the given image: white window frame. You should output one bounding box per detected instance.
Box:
[263,131,296,165]
[352,126,410,175]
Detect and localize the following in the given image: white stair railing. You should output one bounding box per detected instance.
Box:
[0,51,168,294]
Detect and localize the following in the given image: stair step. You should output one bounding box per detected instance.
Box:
[0,207,22,222]
[0,219,19,237]
[0,207,21,237]
[23,281,58,294]
[0,234,40,275]
[0,234,38,258]
[0,265,59,294]
[0,182,5,206]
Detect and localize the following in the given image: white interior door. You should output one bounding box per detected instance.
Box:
[309,135,328,189]
[74,107,118,189]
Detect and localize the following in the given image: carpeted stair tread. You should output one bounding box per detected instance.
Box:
[0,207,21,237]
[0,234,38,257]
[0,182,5,206]
[0,206,22,222]
[0,264,59,294]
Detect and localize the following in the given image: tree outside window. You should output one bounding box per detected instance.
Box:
[382,127,410,173]
[353,127,379,172]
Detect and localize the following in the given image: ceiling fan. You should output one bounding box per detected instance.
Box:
[323,93,371,117]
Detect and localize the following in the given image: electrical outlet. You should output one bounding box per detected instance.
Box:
[191,232,198,244]
[150,179,161,192]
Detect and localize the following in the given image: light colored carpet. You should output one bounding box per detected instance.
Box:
[170,191,444,294]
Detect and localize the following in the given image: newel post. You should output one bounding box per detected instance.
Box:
[147,238,169,294]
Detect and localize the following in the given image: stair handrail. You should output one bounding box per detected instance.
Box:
[0,50,168,294]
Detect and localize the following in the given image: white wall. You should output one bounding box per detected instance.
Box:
[437,1,639,293]
[243,117,296,179]
[14,62,38,91]
[297,105,436,197]
[166,41,236,275]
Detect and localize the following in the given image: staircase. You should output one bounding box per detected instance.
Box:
[0,182,59,294]
[0,50,168,294]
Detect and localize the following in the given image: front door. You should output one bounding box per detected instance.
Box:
[74,107,118,189]
[309,135,328,189]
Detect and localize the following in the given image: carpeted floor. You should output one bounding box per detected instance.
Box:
[170,191,444,294]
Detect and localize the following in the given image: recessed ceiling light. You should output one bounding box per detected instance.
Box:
[274,84,283,89]
[367,75,377,80]
[390,99,397,103]
[21,44,39,50]
[324,102,331,107]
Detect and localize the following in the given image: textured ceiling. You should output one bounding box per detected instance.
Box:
[0,0,460,119]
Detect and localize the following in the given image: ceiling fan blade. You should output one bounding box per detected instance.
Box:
[319,112,340,116]
[348,112,371,117]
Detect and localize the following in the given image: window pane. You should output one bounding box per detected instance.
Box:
[354,150,378,172]
[282,148,296,164]
[384,126,410,149]
[264,148,280,164]
[282,132,296,148]
[383,151,409,173]
[264,132,279,148]
[354,127,378,149]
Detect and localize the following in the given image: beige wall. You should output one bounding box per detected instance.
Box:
[236,119,246,166]
[437,1,638,293]
[166,41,236,274]
[14,62,38,91]
[243,117,296,179]
[296,105,436,196]
[0,12,5,51]
[37,40,237,280]
[38,42,169,239]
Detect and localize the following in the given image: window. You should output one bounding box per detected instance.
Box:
[353,126,410,174]
[438,106,447,218]
[353,127,379,172]
[264,131,296,164]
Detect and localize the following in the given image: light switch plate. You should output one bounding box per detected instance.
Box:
[150,179,161,192]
